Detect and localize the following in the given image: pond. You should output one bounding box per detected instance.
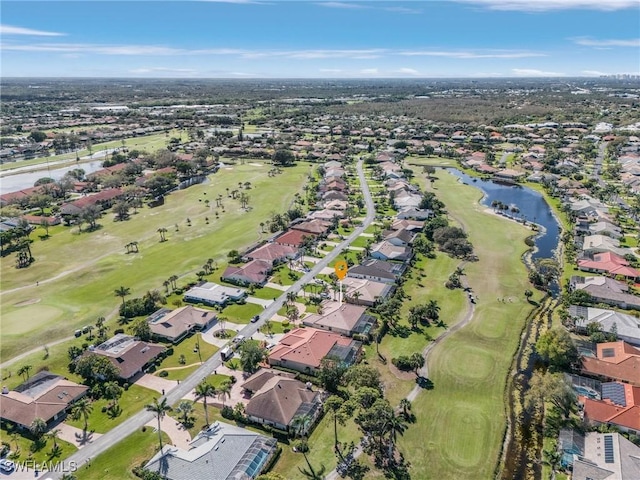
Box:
[447,168,561,262]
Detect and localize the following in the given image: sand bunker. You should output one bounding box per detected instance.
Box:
[14,298,41,307]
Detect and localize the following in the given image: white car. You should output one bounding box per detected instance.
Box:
[0,459,15,472]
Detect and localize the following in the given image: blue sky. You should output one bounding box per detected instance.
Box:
[1,0,639,78]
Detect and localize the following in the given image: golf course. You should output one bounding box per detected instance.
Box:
[396,168,539,479]
[0,161,312,361]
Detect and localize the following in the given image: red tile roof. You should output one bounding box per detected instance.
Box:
[268,327,352,369]
[581,341,640,386]
[275,230,316,247]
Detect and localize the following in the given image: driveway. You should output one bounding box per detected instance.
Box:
[58,422,103,448]
[135,373,178,394]
[145,415,192,450]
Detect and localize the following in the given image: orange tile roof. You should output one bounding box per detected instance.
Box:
[268,327,352,369]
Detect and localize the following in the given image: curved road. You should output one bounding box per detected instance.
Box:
[44,159,375,479]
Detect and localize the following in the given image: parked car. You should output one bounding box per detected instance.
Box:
[251,315,260,323]
[0,459,15,473]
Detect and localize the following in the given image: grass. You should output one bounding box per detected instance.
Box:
[249,286,284,301]
[405,155,460,168]
[349,235,373,249]
[273,416,362,478]
[65,384,158,434]
[74,428,170,480]
[397,169,540,480]
[154,334,217,370]
[220,302,263,324]
[0,425,77,465]
[269,265,302,286]
[1,162,310,361]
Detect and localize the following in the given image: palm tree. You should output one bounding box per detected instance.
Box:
[29,417,47,439]
[386,411,408,462]
[71,398,93,433]
[350,290,362,305]
[425,299,441,322]
[146,397,172,453]
[286,291,297,306]
[398,399,412,421]
[324,396,344,456]
[17,364,32,381]
[195,381,217,427]
[103,381,122,406]
[46,428,61,449]
[114,286,131,308]
[169,275,179,290]
[298,462,327,480]
[157,227,167,242]
[217,382,231,408]
[162,280,170,294]
[176,400,194,427]
[290,413,312,439]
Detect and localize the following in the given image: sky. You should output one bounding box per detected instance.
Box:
[1,0,639,78]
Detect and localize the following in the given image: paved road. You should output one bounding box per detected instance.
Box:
[43,159,375,479]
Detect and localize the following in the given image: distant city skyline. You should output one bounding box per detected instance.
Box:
[1,0,639,78]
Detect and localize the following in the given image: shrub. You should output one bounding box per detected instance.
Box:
[114,328,125,335]
[392,355,413,371]
[166,347,174,356]
[158,370,169,377]
[221,405,235,420]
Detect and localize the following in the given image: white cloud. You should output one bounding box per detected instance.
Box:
[360,68,379,75]
[384,6,423,14]
[316,2,366,9]
[453,0,639,11]
[398,68,420,75]
[582,70,608,76]
[512,68,565,76]
[399,50,545,59]
[573,37,640,47]
[0,24,65,36]
[320,68,343,73]
[130,67,197,74]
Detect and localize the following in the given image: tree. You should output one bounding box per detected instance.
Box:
[29,130,47,143]
[324,395,345,455]
[524,371,575,419]
[176,400,194,427]
[80,204,102,230]
[217,381,232,408]
[536,327,578,370]
[318,356,347,393]
[272,149,295,167]
[409,352,425,375]
[344,364,382,391]
[17,364,32,381]
[195,381,217,427]
[239,341,266,373]
[146,397,172,453]
[291,413,313,439]
[74,353,120,384]
[71,398,94,432]
[386,410,408,462]
[425,299,440,322]
[114,286,131,309]
[29,417,47,439]
[130,318,152,341]
[113,201,130,221]
[157,227,168,242]
[103,381,123,405]
[46,427,61,450]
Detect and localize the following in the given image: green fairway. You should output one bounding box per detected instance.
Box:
[398,169,537,480]
[1,162,310,361]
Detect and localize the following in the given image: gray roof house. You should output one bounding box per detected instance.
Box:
[183,282,246,306]
[570,276,640,310]
[569,305,640,346]
[348,258,406,284]
[144,421,277,480]
[572,432,640,480]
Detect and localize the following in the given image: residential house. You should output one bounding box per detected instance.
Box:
[582,235,628,257]
[146,306,217,343]
[575,219,622,239]
[145,421,278,480]
[569,276,640,310]
[348,258,407,284]
[291,219,332,236]
[90,334,165,380]
[268,327,361,375]
[580,382,640,435]
[242,369,323,433]
[302,301,377,337]
[383,228,416,247]
[274,230,317,248]
[221,259,272,287]
[0,372,88,430]
[580,341,640,386]
[390,219,424,232]
[393,192,422,210]
[340,277,395,306]
[577,252,640,281]
[59,188,123,221]
[307,209,344,222]
[183,282,246,307]
[370,241,412,262]
[322,190,348,202]
[569,306,640,346]
[323,200,349,211]
[396,208,432,220]
[244,243,298,264]
[571,432,640,480]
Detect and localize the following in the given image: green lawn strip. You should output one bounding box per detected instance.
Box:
[249,286,284,301]
[273,416,362,478]
[349,235,373,249]
[269,265,302,286]
[158,365,200,381]
[0,424,77,464]
[220,302,263,324]
[154,334,216,370]
[259,320,290,335]
[363,223,383,235]
[75,429,170,480]
[405,155,459,168]
[398,169,536,479]
[66,385,158,434]
[328,249,360,268]
[1,163,309,360]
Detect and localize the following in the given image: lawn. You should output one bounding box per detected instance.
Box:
[269,265,303,286]
[349,235,373,249]
[154,334,217,370]
[75,428,170,480]
[397,169,540,480]
[0,424,77,465]
[220,302,263,324]
[249,286,285,301]
[65,384,158,434]
[405,155,460,168]
[1,162,310,361]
